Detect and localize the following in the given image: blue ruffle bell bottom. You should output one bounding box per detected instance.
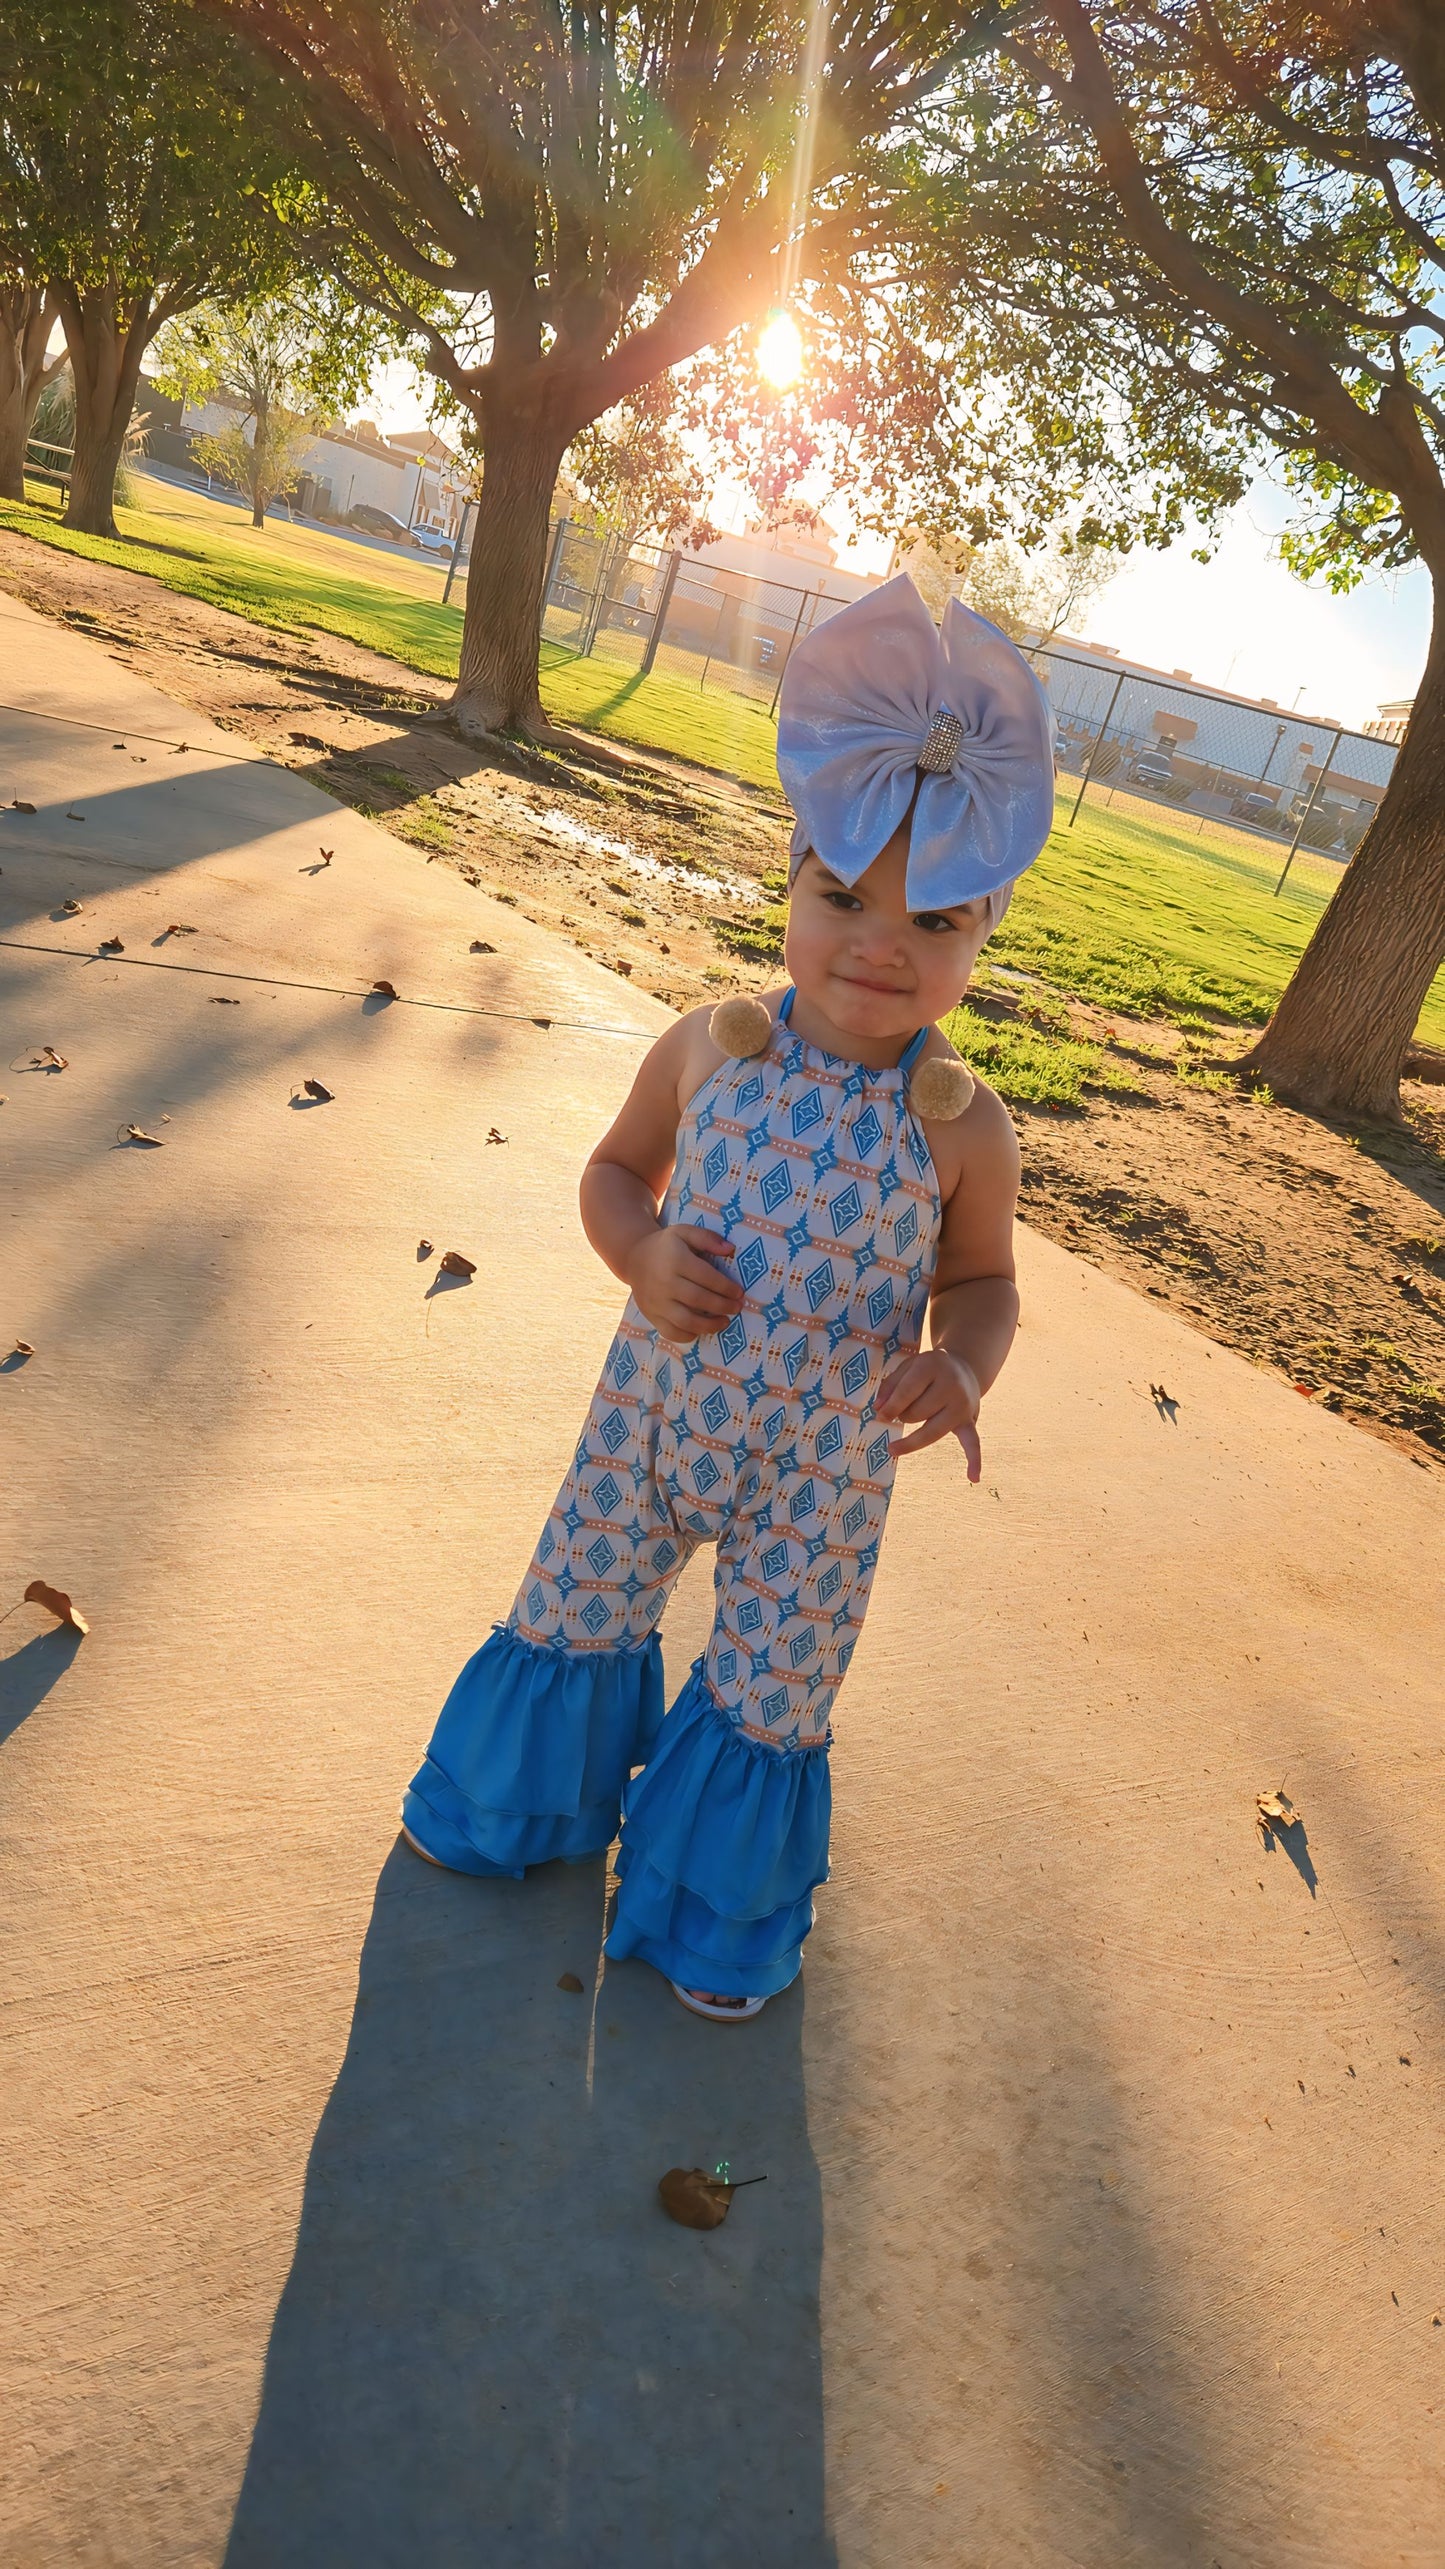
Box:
[402,1633,830,1997]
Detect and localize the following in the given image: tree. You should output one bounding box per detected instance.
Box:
[564,378,722,553]
[867,1,1445,1117]
[0,287,65,501]
[0,1,296,536]
[213,0,1022,744]
[893,519,1118,639]
[152,293,395,525]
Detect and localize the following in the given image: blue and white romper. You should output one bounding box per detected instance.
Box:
[403,990,943,1997]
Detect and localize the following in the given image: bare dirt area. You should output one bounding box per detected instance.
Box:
[1010,1021,1445,1469]
[4,527,1442,1469]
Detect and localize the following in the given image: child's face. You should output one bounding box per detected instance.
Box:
[783,831,995,1043]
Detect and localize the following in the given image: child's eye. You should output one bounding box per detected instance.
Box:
[822,890,863,912]
[912,911,958,935]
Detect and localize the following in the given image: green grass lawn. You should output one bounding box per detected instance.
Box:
[5,468,1442,1052]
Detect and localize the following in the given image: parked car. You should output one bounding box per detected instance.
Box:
[1230,789,1282,826]
[1131,752,1175,788]
[411,523,453,556]
[348,504,411,541]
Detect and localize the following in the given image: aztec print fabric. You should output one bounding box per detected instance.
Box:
[508,992,942,1753]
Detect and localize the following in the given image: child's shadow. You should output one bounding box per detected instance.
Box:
[223,1843,832,2569]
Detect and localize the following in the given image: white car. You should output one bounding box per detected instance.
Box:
[412,524,454,556]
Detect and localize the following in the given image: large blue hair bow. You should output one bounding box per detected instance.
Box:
[775,573,1055,913]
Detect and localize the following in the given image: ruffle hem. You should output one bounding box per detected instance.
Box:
[402,1623,665,1878]
[605,1663,832,1998]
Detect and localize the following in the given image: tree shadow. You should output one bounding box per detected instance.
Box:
[223,1844,831,2569]
[0,1625,84,1752]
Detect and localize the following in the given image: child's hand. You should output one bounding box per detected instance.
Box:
[875,1349,983,1479]
[626,1226,744,1344]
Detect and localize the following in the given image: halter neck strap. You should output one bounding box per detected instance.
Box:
[778,985,930,1077]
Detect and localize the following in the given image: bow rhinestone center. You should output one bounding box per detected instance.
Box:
[916,707,964,774]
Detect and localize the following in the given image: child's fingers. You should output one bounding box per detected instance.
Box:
[674,1226,735,1262]
[890,1403,954,1457]
[875,1353,931,1420]
[956,1417,983,1483]
[675,1254,744,1310]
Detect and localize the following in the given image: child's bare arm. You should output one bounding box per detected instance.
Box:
[875,1081,1021,1476]
[580,1008,747,1343]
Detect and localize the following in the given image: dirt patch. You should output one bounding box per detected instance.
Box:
[3,528,1441,1470]
[1007,1023,1445,1466]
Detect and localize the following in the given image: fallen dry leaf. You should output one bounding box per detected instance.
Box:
[418,1238,434,1255]
[301,1077,334,1102]
[439,1249,476,1277]
[657,2166,766,2231]
[60,897,83,915]
[66,809,85,820]
[1257,1787,1302,1832]
[557,1972,584,1993]
[470,940,496,954]
[371,978,398,999]
[24,1579,88,1635]
[11,798,36,813]
[209,995,239,1005]
[99,937,124,954]
[165,923,198,937]
[319,848,334,864]
[13,1340,34,1356]
[486,1127,508,1145]
[120,1124,164,1147]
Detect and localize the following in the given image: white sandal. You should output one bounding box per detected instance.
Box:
[670,1981,770,2022]
[400,1823,446,1867]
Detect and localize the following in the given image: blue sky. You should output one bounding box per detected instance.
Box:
[1069,481,1431,731]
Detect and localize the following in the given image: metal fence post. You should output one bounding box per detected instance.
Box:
[538,515,569,639]
[768,585,813,718]
[1274,727,1342,895]
[580,528,622,657]
[442,498,473,607]
[639,546,682,678]
[1067,668,1127,828]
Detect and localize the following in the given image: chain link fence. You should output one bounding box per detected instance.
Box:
[539,517,854,713]
[1029,643,1399,898]
[537,520,1400,897]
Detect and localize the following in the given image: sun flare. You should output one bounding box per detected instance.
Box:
[756,311,803,391]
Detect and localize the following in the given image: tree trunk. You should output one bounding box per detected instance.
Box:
[452,385,572,738]
[53,284,152,539]
[0,286,63,502]
[1240,593,1445,1120]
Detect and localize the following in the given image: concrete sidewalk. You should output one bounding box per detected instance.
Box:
[2,591,1442,2568]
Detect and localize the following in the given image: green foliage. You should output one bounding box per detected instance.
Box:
[151,291,400,438]
[834,12,1445,593]
[0,1,293,309]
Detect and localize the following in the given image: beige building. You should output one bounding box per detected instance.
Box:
[1363,697,1414,744]
[168,395,471,536]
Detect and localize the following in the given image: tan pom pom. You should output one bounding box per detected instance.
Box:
[709,996,774,1059]
[909,1053,976,1120]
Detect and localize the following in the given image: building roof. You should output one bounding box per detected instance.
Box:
[1040,631,1345,731]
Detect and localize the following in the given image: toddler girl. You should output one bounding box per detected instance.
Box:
[401,575,1055,2018]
